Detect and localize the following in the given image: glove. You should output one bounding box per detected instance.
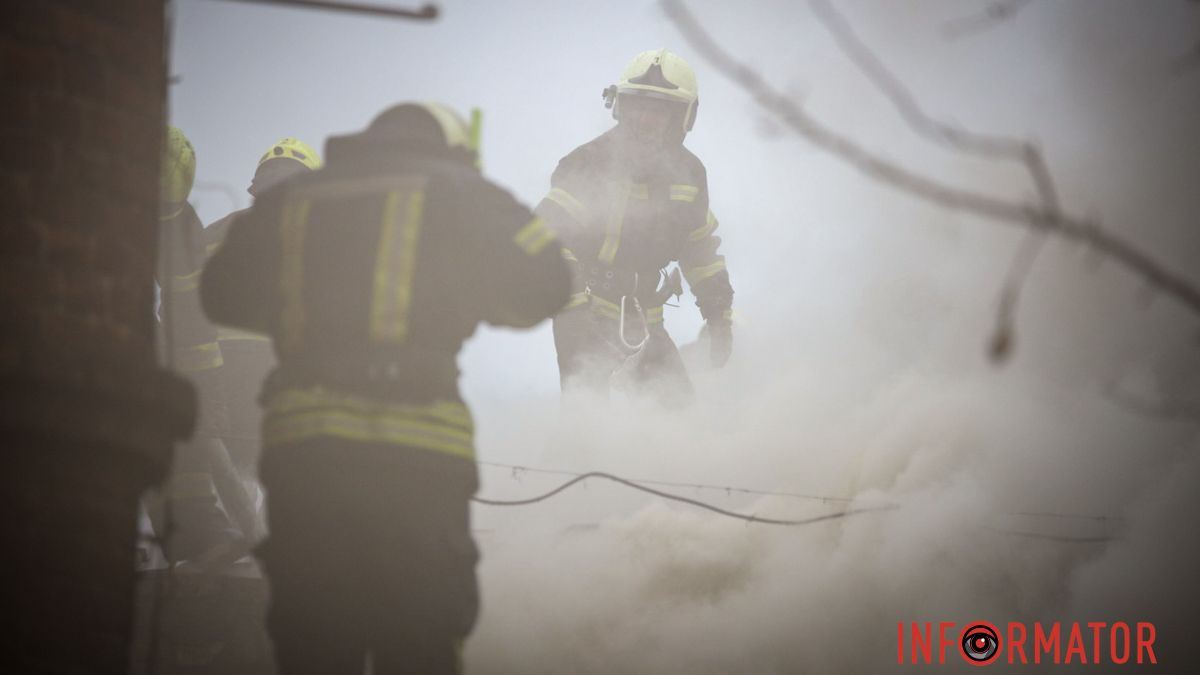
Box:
[708,321,732,368]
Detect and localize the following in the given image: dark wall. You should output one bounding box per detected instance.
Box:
[1,3,191,673]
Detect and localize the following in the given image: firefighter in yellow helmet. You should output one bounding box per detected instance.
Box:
[539,48,734,409]
[154,125,250,563]
[201,102,570,674]
[202,138,322,487]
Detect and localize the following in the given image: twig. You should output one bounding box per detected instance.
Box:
[809,0,1058,363]
[661,0,1200,319]
[810,0,1027,160]
[942,0,1036,40]
[208,0,438,21]
[1103,383,1200,422]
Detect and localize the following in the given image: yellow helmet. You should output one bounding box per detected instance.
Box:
[605,48,700,133]
[257,137,322,170]
[160,125,196,208]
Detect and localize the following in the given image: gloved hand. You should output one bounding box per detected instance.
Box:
[708,321,732,368]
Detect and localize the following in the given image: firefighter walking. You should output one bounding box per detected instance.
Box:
[538,48,735,409]
[201,102,570,674]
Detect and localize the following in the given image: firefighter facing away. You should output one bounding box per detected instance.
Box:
[201,103,570,674]
[539,48,734,409]
[204,137,322,482]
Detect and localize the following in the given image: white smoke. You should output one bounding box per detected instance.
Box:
[170,0,1200,671]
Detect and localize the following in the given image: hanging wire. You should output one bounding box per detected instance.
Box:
[478,460,869,504]
[472,470,899,526]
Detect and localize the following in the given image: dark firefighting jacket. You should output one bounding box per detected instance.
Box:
[536,128,733,325]
[200,133,570,473]
[204,209,275,360]
[159,202,224,374]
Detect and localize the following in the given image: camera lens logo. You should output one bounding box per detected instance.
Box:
[960,622,1001,666]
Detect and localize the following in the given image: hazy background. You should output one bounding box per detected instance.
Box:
[171,1,1200,671]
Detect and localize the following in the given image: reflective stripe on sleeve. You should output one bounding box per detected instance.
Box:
[670,184,700,202]
[685,259,727,283]
[544,187,587,224]
[513,216,557,256]
[689,209,719,241]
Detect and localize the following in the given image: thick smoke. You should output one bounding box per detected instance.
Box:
[171,0,1200,672]
[454,3,1200,673]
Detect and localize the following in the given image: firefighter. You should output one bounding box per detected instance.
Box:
[204,138,322,481]
[538,48,734,409]
[154,125,248,563]
[201,102,570,674]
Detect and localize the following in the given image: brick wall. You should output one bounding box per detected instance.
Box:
[0,3,192,673]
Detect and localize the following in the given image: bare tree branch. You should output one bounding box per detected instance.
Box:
[810,0,1027,161]
[661,0,1200,321]
[942,0,1036,40]
[1103,382,1200,422]
[210,0,439,21]
[809,0,1058,363]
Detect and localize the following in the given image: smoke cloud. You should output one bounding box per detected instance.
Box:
[170,0,1200,671]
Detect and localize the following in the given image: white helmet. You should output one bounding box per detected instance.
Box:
[604,48,699,135]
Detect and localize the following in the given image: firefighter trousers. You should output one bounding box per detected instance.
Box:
[257,439,479,675]
[552,303,694,409]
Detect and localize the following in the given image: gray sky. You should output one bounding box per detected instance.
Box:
[171,1,1200,671]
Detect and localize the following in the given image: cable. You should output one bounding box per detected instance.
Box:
[986,526,1115,544]
[478,460,870,504]
[196,440,1123,525]
[472,471,899,526]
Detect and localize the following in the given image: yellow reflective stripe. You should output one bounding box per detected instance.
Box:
[263,387,474,459]
[168,471,214,500]
[176,341,224,372]
[689,209,719,241]
[267,386,473,428]
[598,182,631,264]
[369,191,424,343]
[545,187,587,224]
[170,269,201,293]
[514,217,556,257]
[588,294,621,319]
[670,184,699,202]
[685,260,727,283]
[264,411,474,458]
[564,292,589,310]
[279,198,311,354]
[205,241,223,255]
[575,294,663,323]
[216,326,269,343]
[561,248,578,263]
[160,204,185,220]
[722,308,735,322]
